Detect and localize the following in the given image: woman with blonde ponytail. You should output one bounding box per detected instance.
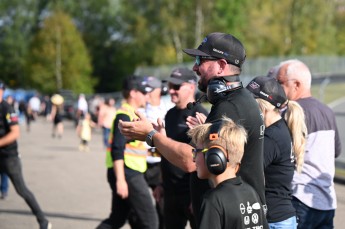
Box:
[283,101,307,173]
[246,76,307,229]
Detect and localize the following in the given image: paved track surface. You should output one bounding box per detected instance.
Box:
[0,117,344,228]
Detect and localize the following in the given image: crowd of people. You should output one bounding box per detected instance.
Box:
[114,32,341,229]
[0,31,342,229]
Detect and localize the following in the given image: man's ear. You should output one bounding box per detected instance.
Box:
[218,59,228,74]
[294,80,301,91]
[129,90,136,98]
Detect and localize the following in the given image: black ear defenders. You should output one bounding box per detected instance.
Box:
[207,78,243,104]
[205,120,229,175]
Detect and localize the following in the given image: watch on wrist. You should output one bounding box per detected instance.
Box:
[146,129,158,147]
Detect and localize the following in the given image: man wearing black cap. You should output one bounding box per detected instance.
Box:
[119,33,267,228]
[0,81,52,229]
[153,67,208,229]
[97,75,158,229]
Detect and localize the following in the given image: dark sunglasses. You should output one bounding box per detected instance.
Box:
[192,148,208,160]
[168,83,182,91]
[137,89,148,95]
[195,56,218,66]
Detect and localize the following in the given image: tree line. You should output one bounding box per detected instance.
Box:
[1,0,344,94]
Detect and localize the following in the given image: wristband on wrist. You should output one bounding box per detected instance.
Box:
[146,129,158,147]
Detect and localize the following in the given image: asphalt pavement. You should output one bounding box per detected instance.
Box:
[0,118,122,229]
[0,116,345,228]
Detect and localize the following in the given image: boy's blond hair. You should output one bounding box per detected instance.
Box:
[187,116,247,168]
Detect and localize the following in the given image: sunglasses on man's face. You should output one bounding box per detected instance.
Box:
[168,83,182,91]
[137,89,148,95]
[195,56,218,66]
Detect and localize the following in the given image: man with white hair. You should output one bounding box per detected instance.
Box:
[276,59,341,229]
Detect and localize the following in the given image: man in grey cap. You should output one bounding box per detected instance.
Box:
[145,76,173,124]
[119,33,268,228]
[153,67,208,229]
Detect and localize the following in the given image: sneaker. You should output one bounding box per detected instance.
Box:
[39,221,52,229]
[0,192,7,199]
[95,222,112,229]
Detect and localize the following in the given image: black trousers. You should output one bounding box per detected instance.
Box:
[0,156,47,224]
[98,168,158,229]
[164,192,196,229]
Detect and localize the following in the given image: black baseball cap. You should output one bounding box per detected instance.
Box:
[168,67,197,85]
[146,76,162,89]
[183,32,246,68]
[246,76,287,108]
[123,75,153,94]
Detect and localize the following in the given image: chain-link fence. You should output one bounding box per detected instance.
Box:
[135,56,345,83]
[135,56,345,103]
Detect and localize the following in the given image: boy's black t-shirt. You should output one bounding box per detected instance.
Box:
[199,176,266,229]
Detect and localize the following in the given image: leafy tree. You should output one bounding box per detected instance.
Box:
[1,0,344,93]
[58,0,127,92]
[241,0,337,57]
[212,0,250,42]
[0,0,38,88]
[26,10,95,94]
[334,1,345,55]
[286,0,336,55]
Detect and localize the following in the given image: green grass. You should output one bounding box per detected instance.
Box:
[311,82,345,104]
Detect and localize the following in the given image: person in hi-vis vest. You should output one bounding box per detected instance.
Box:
[96,75,159,229]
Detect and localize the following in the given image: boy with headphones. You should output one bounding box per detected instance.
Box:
[187,116,265,229]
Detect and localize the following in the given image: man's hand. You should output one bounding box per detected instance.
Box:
[153,118,166,136]
[153,185,164,203]
[118,110,154,141]
[186,112,207,129]
[116,179,128,199]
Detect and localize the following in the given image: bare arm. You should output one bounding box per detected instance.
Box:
[0,125,20,147]
[114,159,128,199]
[119,110,196,172]
[49,105,57,121]
[153,132,196,172]
[97,106,105,127]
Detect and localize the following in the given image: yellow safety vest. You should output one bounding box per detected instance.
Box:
[106,103,147,173]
